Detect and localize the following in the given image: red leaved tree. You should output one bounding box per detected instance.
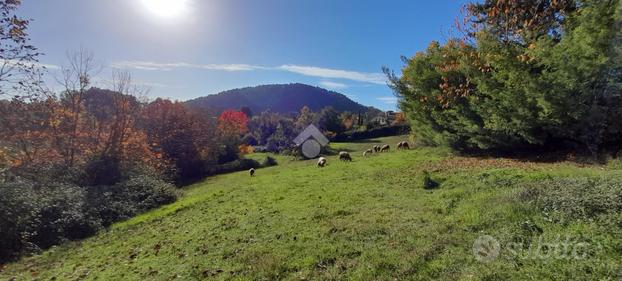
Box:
[216,110,248,163]
[217,110,248,136]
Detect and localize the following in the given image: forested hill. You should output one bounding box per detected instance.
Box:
[186,83,378,114]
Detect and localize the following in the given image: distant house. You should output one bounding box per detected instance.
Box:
[369,111,402,126]
[371,115,388,126]
[385,111,397,123]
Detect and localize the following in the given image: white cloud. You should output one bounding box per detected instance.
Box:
[109,60,388,85]
[110,61,261,72]
[279,64,386,85]
[319,81,348,89]
[376,96,398,104]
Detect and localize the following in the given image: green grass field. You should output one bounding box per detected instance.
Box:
[1,135,621,280]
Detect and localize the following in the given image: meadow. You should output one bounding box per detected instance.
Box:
[1,135,620,280]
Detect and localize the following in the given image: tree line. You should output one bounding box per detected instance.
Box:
[240,105,406,153]
[388,0,621,155]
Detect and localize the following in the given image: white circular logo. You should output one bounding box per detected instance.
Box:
[301,139,321,158]
[473,235,500,262]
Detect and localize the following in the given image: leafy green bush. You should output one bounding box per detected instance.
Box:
[87,174,177,226]
[83,155,123,186]
[0,179,100,262]
[0,169,177,263]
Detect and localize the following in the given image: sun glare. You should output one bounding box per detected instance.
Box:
[140,0,191,20]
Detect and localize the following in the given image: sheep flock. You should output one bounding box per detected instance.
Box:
[251,140,412,173]
[314,140,411,167]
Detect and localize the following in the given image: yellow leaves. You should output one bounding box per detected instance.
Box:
[238,145,254,155]
[436,75,473,108]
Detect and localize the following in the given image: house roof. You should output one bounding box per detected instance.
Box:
[293,124,329,146]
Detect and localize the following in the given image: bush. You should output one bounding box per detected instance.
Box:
[261,156,278,167]
[332,125,410,142]
[84,155,122,186]
[0,168,177,263]
[0,179,100,262]
[87,174,177,226]
[204,158,260,176]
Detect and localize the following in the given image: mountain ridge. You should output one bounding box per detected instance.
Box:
[185,83,380,115]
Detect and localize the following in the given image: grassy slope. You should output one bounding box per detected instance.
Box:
[1,135,621,280]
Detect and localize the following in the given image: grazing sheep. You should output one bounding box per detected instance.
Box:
[397,141,410,150]
[339,151,352,162]
[401,141,410,150]
[317,157,327,167]
[249,168,255,177]
[363,149,373,157]
[373,145,381,153]
[380,144,390,152]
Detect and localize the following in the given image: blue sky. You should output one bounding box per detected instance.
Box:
[18,0,469,111]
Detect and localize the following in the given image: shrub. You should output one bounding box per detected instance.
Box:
[0,168,177,263]
[262,156,278,167]
[205,158,260,176]
[87,174,177,226]
[0,179,100,262]
[84,155,122,186]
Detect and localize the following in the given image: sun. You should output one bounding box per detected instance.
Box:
[140,0,191,20]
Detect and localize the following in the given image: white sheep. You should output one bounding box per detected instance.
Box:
[339,151,352,162]
[380,144,390,152]
[249,168,255,177]
[363,149,373,157]
[317,157,327,167]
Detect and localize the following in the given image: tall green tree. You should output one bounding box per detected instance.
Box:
[389,0,622,153]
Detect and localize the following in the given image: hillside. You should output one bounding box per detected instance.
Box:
[186,83,380,115]
[1,136,621,280]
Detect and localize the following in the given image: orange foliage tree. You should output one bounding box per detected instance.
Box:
[217,110,249,136]
[141,98,217,183]
[216,110,248,163]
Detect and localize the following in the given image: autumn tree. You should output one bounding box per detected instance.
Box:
[0,0,49,173]
[53,48,100,167]
[0,97,59,169]
[465,0,576,43]
[0,0,43,99]
[295,106,316,130]
[318,106,344,136]
[217,110,248,163]
[339,111,354,131]
[218,110,248,136]
[389,0,622,153]
[81,72,157,185]
[141,98,217,183]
